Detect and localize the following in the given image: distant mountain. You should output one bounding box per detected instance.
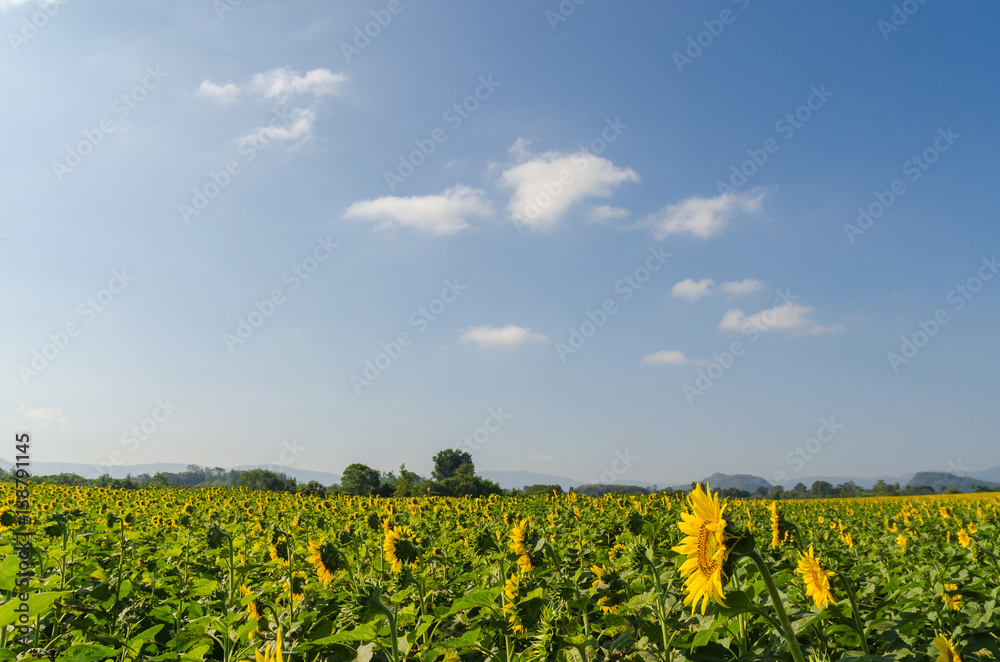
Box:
[968,465,1000,483]
[907,472,1000,493]
[701,473,771,492]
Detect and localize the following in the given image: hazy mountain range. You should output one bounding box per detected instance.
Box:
[2,459,999,493]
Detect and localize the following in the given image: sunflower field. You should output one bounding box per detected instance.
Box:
[1,483,998,662]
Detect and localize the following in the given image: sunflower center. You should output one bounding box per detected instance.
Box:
[696,523,720,574]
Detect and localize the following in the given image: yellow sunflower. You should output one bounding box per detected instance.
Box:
[941,583,962,611]
[307,539,344,585]
[768,502,781,549]
[252,627,284,662]
[797,546,835,609]
[934,633,961,662]
[671,483,731,614]
[957,528,971,548]
[383,526,419,573]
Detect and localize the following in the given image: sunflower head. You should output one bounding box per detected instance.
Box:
[797,545,836,610]
[307,539,347,585]
[384,526,420,573]
[933,633,962,662]
[503,572,546,636]
[941,583,963,612]
[590,564,627,614]
[671,483,737,614]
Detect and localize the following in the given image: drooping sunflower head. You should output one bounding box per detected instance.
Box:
[383,526,420,573]
[934,633,962,662]
[590,564,627,613]
[307,539,347,585]
[768,502,782,548]
[797,545,836,610]
[286,572,307,602]
[268,539,290,566]
[503,572,546,636]
[671,483,732,614]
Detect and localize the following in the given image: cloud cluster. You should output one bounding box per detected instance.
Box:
[459,324,549,348]
[641,350,706,366]
[671,277,763,301]
[199,67,346,148]
[500,140,639,230]
[344,185,492,236]
[16,405,68,430]
[719,302,843,336]
[642,190,765,239]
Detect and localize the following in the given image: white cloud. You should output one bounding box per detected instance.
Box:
[587,205,630,223]
[248,67,346,102]
[671,278,716,301]
[529,453,553,462]
[16,405,67,430]
[459,324,548,348]
[720,279,764,296]
[500,139,639,230]
[719,302,843,336]
[0,0,53,10]
[198,67,346,103]
[642,190,765,239]
[344,185,492,236]
[238,107,317,149]
[197,80,240,103]
[641,350,707,366]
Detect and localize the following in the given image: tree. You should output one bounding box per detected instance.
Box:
[237,469,296,492]
[341,463,381,496]
[768,485,785,500]
[431,449,474,481]
[298,480,327,497]
[811,480,833,497]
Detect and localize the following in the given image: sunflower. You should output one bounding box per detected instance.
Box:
[934,633,961,662]
[383,526,420,573]
[503,573,525,633]
[307,539,346,585]
[590,565,626,613]
[509,519,537,573]
[671,483,732,614]
[286,572,306,602]
[941,583,962,611]
[957,528,971,548]
[253,627,284,662]
[797,546,835,609]
[768,502,782,549]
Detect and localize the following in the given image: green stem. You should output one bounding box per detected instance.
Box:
[649,559,671,659]
[837,574,870,655]
[747,550,805,662]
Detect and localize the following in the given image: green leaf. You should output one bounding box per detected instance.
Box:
[0,591,69,629]
[445,587,502,615]
[56,644,119,662]
[311,624,379,644]
[0,554,20,592]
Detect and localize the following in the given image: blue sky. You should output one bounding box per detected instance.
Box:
[2,0,998,486]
